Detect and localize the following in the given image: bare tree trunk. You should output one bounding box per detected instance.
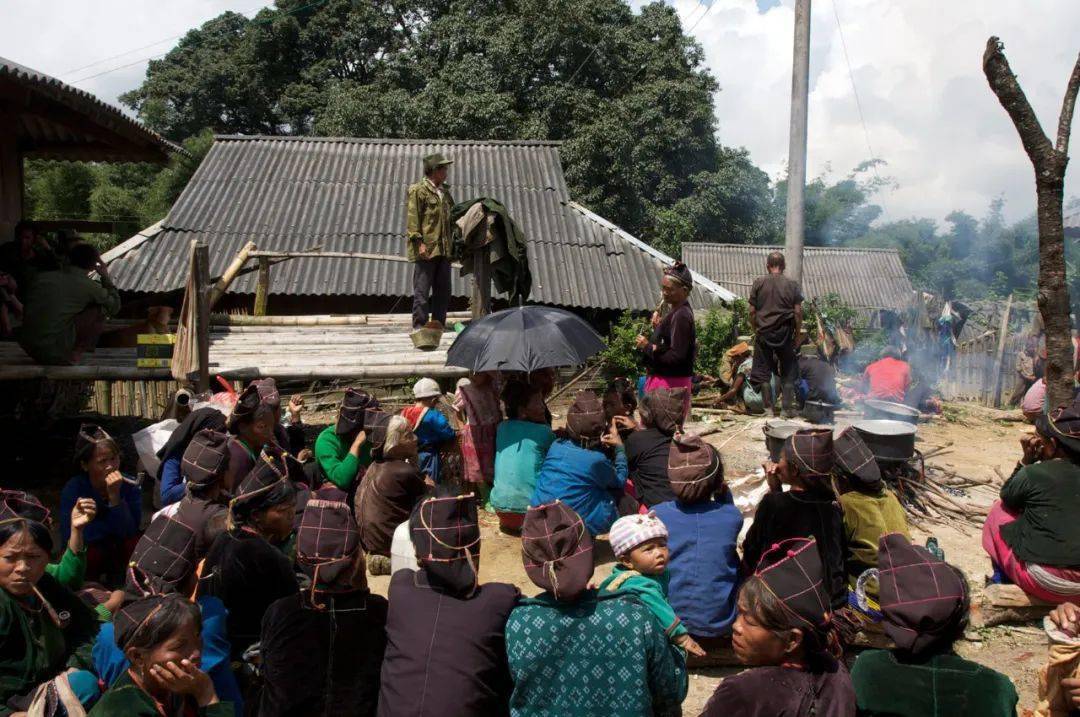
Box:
[983,37,1080,409]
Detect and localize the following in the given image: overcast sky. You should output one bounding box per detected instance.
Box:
[3,0,1078,224]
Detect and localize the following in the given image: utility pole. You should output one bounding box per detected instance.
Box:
[784,0,811,285]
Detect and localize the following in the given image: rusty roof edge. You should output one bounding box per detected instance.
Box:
[566,201,737,304]
[0,56,185,159]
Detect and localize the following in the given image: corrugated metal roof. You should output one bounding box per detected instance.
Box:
[0,56,182,162]
[681,243,914,309]
[106,135,730,311]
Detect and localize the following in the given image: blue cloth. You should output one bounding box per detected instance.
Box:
[68,669,101,707]
[159,450,185,506]
[59,473,141,547]
[652,492,743,637]
[412,408,456,484]
[531,439,628,536]
[93,596,243,717]
[492,420,555,513]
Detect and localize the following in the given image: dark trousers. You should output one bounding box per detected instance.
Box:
[750,327,798,415]
[412,258,451,329]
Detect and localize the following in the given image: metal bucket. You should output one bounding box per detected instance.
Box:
[853,419,917,463]
[801,400,837,425]
[862,399,920,424]
[763,420,807,462]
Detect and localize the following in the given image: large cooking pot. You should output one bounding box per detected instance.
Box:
[853,419,917,463]
[863,399,920,424]
[763,420,808,462]
[801,400,837,425]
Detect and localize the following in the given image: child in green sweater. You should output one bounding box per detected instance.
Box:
[599,512,705,656]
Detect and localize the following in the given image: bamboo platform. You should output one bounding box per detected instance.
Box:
[0,313,470,381]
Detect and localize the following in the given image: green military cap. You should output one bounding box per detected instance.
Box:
[423,153,453,173]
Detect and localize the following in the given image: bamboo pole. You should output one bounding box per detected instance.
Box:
[211,312,470,327]
[990,294,1014,408]
[209,241,257,309]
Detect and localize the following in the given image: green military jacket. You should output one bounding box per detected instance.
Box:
[406,179,454,262]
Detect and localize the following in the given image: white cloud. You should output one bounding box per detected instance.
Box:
[677,0,1080,223]
[2,0,1078,224]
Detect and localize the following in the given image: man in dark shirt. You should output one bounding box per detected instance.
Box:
[748,251,803,417]
[798,344,841,405]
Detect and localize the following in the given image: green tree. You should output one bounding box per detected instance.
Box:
[119,0,773,248]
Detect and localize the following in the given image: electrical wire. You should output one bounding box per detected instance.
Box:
[66,0,329,86]
[830,0,880,178]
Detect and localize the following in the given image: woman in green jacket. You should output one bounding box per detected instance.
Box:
[0,496,99,715]
[90,594,231,716]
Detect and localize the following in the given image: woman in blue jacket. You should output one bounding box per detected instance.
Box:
[652,438,743,638]
[531,391,630,536]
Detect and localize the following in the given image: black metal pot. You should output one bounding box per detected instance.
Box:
[853,419,917,463]
[763,420,806,462]
[801,401,837,425]
[862,399,920,424]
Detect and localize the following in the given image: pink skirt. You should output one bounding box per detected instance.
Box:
[982,501,1080,604]
[644,375,693,420]
[460,422,496,484]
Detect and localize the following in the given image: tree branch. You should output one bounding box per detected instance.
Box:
[1056,49,1080,155]
[983,37,1054,161]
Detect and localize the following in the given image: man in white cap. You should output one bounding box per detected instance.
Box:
[400,377,457,483]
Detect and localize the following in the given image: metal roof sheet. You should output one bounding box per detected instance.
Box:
[681,243,914,309]
[106,135,730,311]
[0,56,182,162]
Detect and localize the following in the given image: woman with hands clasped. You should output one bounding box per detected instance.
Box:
[60,424,142,585]
[1039,602,1080,713]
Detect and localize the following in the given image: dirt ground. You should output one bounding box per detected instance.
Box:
[365,401,1047,714]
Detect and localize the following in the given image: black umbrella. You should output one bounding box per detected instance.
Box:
[446,306,606,373]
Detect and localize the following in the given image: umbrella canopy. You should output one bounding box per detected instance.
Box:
[446,306,605,373]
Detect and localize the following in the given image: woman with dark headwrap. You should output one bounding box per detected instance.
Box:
[60,423,142,585]
[635,262,696,420]
[506,501,687,716]
[851,533,1017,716]
[0,491,100,713]
[92,514,243,716]
[199,446,299,659]
[623,388,685,508]
[491,381,555,531]
[530,391,630,536]
[223,385,279,492]
[313,388,379,493]
[983,396,1080,603]
[700,538,855,717]
[355,414,429,573]
[170,429,232,560]
[89,593,232,716]
[652,435,743,638]
[378,493,518,717]
[740,428,848,609]
[157,408,227,507]
[260,497,388,717]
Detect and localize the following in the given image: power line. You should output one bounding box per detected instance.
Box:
[66,0,328,86]
[830,0,880,178]
[685,0,715,34]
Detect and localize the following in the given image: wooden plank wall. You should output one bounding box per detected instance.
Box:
[939,333,1024,406]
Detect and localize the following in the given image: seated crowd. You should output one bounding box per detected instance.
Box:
[5,369,1079,717]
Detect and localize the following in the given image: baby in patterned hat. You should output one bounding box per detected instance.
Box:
[599,512,705,656]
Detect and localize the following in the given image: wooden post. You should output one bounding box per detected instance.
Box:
[991,295,1014,407]
[784,0,812,285]
[469,245,491,319]
[193,242,211,393]
[254,257,271,317]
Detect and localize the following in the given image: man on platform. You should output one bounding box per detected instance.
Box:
[748,251,803,417]
[407,153,455,331]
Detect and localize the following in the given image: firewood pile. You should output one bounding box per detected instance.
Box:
[881,444,995,530]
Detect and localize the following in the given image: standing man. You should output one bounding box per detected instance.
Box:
[407,153,455,330]
[748,251,803,417]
